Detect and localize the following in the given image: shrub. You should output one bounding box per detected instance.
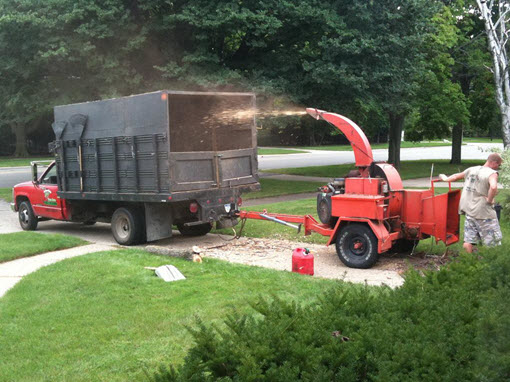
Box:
[154,248,510,382]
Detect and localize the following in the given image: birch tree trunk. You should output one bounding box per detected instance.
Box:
[477,0,510,147]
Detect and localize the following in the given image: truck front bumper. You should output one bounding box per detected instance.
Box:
[10,203,16,212]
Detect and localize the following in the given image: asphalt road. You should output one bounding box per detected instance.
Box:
[0,167,33,188]
[0,142,502,188]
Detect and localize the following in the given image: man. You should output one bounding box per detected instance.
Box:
[438,153,503,253]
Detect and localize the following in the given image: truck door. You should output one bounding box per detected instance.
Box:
[31,163,65,220]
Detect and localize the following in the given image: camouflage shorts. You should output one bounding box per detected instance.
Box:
[464,215,502,247]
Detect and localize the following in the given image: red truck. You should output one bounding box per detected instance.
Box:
[11,91,260,245]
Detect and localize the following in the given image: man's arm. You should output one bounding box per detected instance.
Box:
[487,173,498,204]
[438,171,466,182]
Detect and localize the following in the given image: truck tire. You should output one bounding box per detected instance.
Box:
[18,201,38,231]
[111,207,145,245]
[177,223,212,237]
[336,223,379,269]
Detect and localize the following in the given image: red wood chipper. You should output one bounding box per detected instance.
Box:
[238,108,461,269]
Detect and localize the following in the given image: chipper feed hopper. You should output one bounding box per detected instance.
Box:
[239,108,461,269]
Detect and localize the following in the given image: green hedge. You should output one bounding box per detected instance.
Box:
[153,247,510,382]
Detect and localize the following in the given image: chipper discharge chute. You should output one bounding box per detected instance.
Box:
[238,108,461,269]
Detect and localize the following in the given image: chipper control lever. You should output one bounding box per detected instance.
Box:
[306,108,373,167]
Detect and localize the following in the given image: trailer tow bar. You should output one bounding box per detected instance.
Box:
[237,210,334,238]
[259,213,302,233]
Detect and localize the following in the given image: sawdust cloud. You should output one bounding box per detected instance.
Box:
[201,108,307,125]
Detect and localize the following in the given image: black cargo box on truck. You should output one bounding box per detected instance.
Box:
[47,90,260,244]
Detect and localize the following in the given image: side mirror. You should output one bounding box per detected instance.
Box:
[31,162,38,184]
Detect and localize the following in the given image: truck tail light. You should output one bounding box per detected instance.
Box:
[189,202,198,214]
[237,197,243,207]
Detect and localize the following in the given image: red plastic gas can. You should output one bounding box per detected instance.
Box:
[292,248,314,276]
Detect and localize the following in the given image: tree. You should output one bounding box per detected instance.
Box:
[312,0,440,168]
[0,0,158,156]
[412,4,470,164]
[0,7,53,156]
[0,0,446,162]
[476,0,510,147]
[152,0,441,168]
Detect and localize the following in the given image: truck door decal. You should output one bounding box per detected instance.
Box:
[43,189,58,206]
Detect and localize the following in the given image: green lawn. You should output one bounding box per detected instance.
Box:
[258,148,308,155]
[463,137,503,143]
[0,188,12,203]
[0,156,53,167]
[0,249,347,381]
[265,159,481,180]
[0,232,87,263]
[243,178,323,200]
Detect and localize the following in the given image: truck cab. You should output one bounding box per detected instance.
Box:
[12,161,67,230]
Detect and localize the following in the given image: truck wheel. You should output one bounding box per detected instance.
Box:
[177,223,212,237]
[18,201,38,231]
[111,207,145,245]
[336,223,379,269]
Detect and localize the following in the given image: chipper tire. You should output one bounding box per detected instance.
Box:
[177,223,212,237]
[111,207,145,245]
[18,201,38,231]
[336,223,379,269]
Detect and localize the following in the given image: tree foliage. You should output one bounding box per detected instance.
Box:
[0,0,502,161]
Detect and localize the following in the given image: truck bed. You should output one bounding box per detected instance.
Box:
[50,91,260,202]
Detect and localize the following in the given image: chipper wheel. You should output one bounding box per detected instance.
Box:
[336,223,379,269]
